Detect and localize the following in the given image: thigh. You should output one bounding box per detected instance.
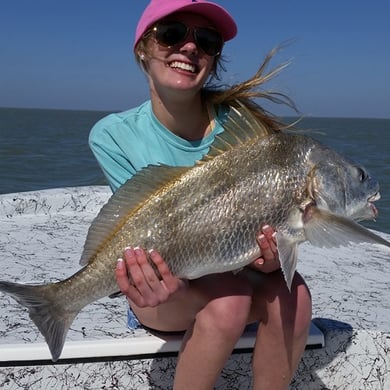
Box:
[241,268,311,324]
[131,271,253,332]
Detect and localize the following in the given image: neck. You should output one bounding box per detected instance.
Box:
[150,91,213,141]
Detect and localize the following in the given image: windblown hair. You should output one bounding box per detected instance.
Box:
[203,47,298,132]
[135,34,297,132]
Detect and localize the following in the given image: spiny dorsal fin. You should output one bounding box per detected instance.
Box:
[205,102,274,160]
[79,165,190,265]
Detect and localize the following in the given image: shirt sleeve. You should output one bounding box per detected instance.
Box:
[89,121,136,192]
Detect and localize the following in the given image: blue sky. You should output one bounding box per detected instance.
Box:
[1,0,389,118]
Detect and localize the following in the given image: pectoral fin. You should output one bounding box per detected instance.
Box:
[274,232,299,291]
[303,206,390,249]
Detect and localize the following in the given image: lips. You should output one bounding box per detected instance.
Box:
[368,192,381,218]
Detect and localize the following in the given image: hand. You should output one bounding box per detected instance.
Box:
[250,225,281,273]
[116,247,186,308]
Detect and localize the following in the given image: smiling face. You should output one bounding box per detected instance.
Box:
[138,12,220,99]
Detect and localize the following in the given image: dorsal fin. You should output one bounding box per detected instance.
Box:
[204,102,274,160]
[79,165,189,265]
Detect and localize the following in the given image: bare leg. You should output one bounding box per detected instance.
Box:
[173,274,253,389]
[132,272,253,390]
[131,270,311,390]
[247,270,312,390]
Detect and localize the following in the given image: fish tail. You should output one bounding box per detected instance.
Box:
[0,281,76,361]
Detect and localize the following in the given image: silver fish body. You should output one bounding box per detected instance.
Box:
[1,104,389,361]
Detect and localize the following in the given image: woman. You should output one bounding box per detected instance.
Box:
[89,1,312,389]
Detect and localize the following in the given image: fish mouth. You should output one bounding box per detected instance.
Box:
[368,192,381,219]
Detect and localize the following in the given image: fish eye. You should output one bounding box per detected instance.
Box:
[357,167,367,182]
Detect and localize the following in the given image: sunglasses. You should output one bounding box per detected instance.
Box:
[151,21,224,57]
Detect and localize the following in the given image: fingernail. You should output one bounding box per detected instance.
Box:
[117,258,124,267]
[256,258,264,265]
[134,247,143,255]
[272,232,277,238]
[263,225,273,235]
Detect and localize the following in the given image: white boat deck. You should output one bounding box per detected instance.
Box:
[0,186,389,389]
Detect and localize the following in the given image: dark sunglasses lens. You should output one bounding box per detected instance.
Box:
[155,22,187,47]
[195,28,223,56]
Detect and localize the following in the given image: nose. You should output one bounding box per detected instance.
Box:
[180,42,198,55]
[179,33,198,55]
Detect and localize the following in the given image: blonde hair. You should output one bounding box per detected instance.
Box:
[204,47,298,131]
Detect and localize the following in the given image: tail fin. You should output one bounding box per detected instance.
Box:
[0,281,77,361]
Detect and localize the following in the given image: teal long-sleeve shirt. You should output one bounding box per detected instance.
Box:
[89,100,227,192]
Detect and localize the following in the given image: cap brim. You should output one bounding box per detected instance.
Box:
[134,1,237,51]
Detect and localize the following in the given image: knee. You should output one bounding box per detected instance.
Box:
[196,288,252,339]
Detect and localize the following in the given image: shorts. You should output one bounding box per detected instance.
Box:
[127,306,141,329]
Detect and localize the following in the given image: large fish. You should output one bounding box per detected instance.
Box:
[0,103,389,361]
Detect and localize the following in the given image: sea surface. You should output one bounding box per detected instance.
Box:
[0,107,389,234]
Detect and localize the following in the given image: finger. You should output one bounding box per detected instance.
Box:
[252,234,281,273]
[115,257,145,305]
[132,247,169,305]
[257,233,276,262]
[124,247,155,296]
[134,247,163,287]
[262,224,276,242]
[124,247,166,307]
[149,249,185,294]
[268,234,278,255]
[253,257,281,273]
[261,225,278,254]
[123,247,147,287]
[115,257,129,288]
[130,247,156,290]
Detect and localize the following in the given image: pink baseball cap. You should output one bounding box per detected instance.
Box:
[133,0,237,51]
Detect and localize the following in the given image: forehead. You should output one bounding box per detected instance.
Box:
[161,11,217,29]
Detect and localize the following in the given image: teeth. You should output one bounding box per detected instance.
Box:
[368,192,381,202]
[169,61,196,73]
[370,203,378,219]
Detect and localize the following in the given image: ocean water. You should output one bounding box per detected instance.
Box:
[0,107,389,234]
